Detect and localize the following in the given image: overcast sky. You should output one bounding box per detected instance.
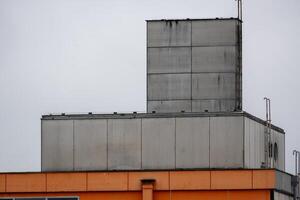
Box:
[0,0,299,174]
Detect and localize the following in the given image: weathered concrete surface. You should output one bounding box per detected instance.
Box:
[41,112,285,172]
[74,119,107,170]
[147,19,242,113]
[42,120,74,171]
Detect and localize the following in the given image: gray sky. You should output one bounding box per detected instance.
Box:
[0,0,299,174]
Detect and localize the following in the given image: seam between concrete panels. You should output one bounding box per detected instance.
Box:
[41,120,43,171]
[190,20,193,110]
[106,119,108,170]
[243,116,245,168]
[146,22,149,113]
[209,117,211,168]
[72,120,75,171]
[140,118,143,169]
[174,118,177,169]
[141,119,143,169]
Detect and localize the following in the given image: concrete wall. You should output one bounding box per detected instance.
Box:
[275,171,293,195]
[210,116,243,168]
[107,119,141,170]
[147,19,242,113]
[244,117,265,169]
[41,120,74,171]
[41,114,284,172]
[74,120,107,170]
[272,129,285,171]
[244,117,285,171]
[273,191,293,200]
[42,115,246,171]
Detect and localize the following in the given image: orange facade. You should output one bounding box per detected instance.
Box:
[0,191,271,200]
[0,169,276,200]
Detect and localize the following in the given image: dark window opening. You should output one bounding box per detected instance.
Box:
[274,142,278,161]
[269,143,273,158]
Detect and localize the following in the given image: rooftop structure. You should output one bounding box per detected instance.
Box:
[0,17,298,200]
[41,111,285,172]
[147,18,242,113]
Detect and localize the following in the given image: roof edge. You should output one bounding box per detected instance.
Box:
[146,17,242,22]
[41,111,284,133]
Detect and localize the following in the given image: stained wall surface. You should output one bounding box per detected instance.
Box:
[147,19,242,113]
[273,191,293,200]
[244,117,285,171]
[41,114,284,172]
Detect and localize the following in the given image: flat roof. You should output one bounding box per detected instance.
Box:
[42,111,284,133]
[146,17,242,22]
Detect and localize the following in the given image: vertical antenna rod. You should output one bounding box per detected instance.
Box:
[236,0,243,21]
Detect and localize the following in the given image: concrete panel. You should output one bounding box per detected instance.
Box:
[276,171,292,194]
[210,116,244,168]
[244,117,265,169]
[192,46,236,73]
[192,73,236,99]
[176,117,209,168]
[244,117,251,168]
[148,74,191,100]
[108,119,141,170]
[272,130,285,171]
[192,20,237,46]
[142,118,175,169]
[74,119,107,170]
[148,47,191,74]
[274,191,293,200]
[147,100,191,113]
[147,21,191,47]
[42,120,74,171]
[192,99,236,112]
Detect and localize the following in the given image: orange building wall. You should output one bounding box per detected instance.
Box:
[0,170,275,200]
[0,190,270,200]
[0,170,276,193]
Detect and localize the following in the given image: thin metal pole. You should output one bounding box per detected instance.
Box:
[294,150,299,175]
[296,152,298,175]
[298,152,300,176]
[264,97,269,122]
[298,151,300,176]
[240,0,243,21]
[269,99,271,123]
[238,0,240,20]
